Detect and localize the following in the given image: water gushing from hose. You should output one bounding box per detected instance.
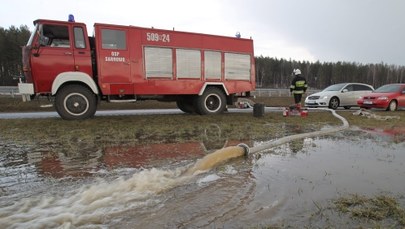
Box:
[184,146,245,176]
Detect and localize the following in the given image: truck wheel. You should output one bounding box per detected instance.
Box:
[176,97,196,114]
[55,85,97,120]
[195,87,226,115]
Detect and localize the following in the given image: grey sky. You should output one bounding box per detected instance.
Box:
[1,0,404,65]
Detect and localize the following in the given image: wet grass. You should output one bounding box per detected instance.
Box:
[1,96,404,147]
[256,194,405,229]
[0,112,335,147]
[334,194,405,227]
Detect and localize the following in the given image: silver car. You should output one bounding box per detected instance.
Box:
[305,83,374,109]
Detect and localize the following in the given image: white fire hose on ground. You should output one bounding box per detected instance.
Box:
[185,108,349,175]
[238,108,350,155]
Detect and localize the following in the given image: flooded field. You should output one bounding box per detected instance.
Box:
[1,123,405,228]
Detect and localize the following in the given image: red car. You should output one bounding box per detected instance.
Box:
[357,84,405,111]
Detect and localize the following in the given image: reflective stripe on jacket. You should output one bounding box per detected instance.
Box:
[290,75,308,94]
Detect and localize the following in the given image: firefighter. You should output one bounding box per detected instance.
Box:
[290,69,308,108]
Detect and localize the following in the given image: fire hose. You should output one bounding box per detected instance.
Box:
[185,108,349,175]
[238,108,349,155]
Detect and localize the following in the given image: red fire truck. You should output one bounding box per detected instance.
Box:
[18,17,255,119]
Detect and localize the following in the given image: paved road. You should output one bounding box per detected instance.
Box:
[0,109,183,119]
[0,107,286,119]
[1,86,321,97]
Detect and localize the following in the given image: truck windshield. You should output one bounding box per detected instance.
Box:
[27,24,38,46]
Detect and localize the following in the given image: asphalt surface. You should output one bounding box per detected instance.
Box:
[0,107,286,119]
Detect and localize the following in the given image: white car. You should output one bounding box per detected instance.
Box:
[305,83,374,109]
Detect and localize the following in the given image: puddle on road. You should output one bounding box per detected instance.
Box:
[0,127,404,228]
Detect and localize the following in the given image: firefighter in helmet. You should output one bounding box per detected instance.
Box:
[290,69,308,107]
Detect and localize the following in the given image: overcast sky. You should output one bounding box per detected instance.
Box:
[1,0,404,66]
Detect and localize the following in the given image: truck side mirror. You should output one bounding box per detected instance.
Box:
[39,35,49,46]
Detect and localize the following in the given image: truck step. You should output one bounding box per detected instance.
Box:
[109,99,137,103]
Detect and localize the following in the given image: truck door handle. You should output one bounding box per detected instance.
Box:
[64,52,73,55]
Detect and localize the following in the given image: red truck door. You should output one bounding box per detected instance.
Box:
[96,26,132,94]
[72,26,92,75]
[31,23,75,93]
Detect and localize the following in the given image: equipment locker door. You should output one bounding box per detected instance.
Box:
[97,27,133,94]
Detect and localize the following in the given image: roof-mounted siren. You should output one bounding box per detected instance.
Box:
[235,32,241,38]
[68,14,75,22]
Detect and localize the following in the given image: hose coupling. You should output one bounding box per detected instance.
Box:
[237,143,250,156]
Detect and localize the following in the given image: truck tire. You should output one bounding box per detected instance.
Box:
[55,85,97,120]
[195,87,226,115]
[176,97,196,114]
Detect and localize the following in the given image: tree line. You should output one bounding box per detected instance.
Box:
[0,25,404,89]
[0,25,31,86]
[256,56,405,89]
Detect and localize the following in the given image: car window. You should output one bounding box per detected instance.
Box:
[344,85,354,91]
[354,84,373,91]
[323,83,346,91]
[375,84,401,93]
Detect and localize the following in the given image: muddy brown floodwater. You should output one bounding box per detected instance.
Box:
[0,127,405,228]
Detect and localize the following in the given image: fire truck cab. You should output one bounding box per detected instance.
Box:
[19,17,255,119]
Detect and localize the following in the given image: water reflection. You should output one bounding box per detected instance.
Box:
[0,124,248,188]
[0,123,255,229]
[201,123,229,151]
[284,124,306,153]
[361,126,405,143]
[2,125,402,188]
